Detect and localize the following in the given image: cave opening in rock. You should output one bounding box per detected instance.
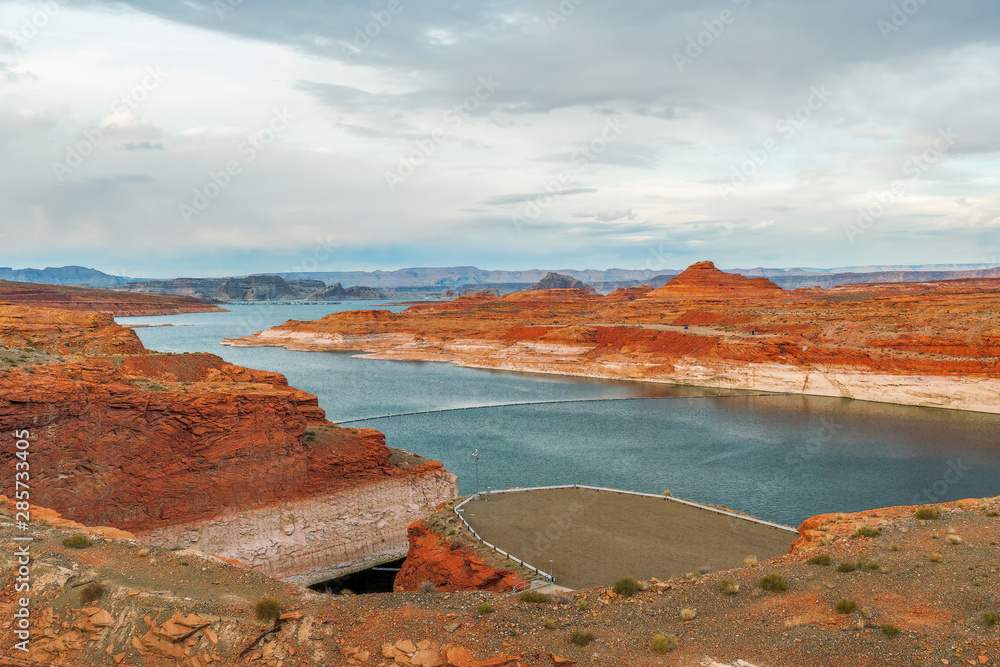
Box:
[309,558,404,595]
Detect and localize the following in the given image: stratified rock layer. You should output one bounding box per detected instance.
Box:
[0,304,456,582]
[394,520,518,592]
[0,278,224,315]
[228,261,1000,413]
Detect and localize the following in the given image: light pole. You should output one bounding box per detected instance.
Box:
[472,448,480,496]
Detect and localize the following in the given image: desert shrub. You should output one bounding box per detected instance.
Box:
[744,555,758,567]
[836,599,857,614]
[881,624,900,638]
[613,576,641,598]
[254,598,281,623]
[679,608,697,621]
[651,633,679,653]
[853,524,881,538]
[62,534,93,549]
[946,534,963,545]
[569,630,594,646]
[929,552,943,563]
[858,558,880,571]
[697,565,711,575]
[914,506,940,520]
[807,554,832,566]
[836,561,857,573]
[550,592,573,605]
[986,510,1000,517]
[419,580,436,593]
[80,581,104,604]
[476,603,494,615]
[520,590,549,604]
[575,598,588,611]
[984,611,999,626]
[759,573,788,592]
[718,580,740,595]
[543,617,557,630]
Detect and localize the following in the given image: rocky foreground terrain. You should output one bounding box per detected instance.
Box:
[1,493,998,666]
[228,261,1000,413]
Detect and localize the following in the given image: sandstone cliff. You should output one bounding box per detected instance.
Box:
[227,261,1000,414]
[0,304,457,584]
[0,279,224,315]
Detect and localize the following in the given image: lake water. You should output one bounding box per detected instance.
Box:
[118,303,1000,526]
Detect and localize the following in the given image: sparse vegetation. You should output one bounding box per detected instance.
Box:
[520,590,549,604]
[80,581,104,604]
[254,598,281,623]
[836,599,857,614]
[881,624,900,638]
[929,552,943,563]
[718,580,740,595]
[550,592,573,605]
[853,524,881,538]
[984,611,999,627]
[575,598,588,612]
[744,555,759,567]
[946,533,963,545]
[568,630,595,647]
[476,602,494,615]
[914,506,940,520]
[62,534,93,549]
[807,554,832,566]
[679,608,697,621]
[836,561,857,573]
[543,617,558,630]
[651,632,679,653]
[759,573,788,592]
[419,580,436,593]
[613,576,641,598]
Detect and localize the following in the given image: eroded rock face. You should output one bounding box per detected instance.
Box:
[394,521,517,592]
[0,279,225,315]
[0,304,457,581]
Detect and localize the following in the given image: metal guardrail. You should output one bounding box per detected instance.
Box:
[451,484,797,585]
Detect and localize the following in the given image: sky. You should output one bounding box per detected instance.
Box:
[1,0,999,278]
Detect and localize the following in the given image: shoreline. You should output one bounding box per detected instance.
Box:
[223,331,1000,415]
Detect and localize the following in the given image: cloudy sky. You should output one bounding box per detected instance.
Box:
[1,0,999,277]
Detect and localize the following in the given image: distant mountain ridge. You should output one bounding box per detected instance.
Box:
[0,266,129,287]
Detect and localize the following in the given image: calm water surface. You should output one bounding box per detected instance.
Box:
[119,304,1000,526]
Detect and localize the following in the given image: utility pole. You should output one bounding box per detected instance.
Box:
[472,448,480,496]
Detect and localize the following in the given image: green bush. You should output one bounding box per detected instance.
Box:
[477,602,494,615]
[836,599,857,614]
[519,590,549,604]
[836,561,857,573]
[651,633,679,653]
[569,630,594,647]
[759,573,788,592]
[613,576,641,597]
[853,524,881,538]
[718,579,740,595]
[914,506,940,520]
[984,611,999,626]
[807,554,831,566]
[254,598,281,623]
[881,624,900,638]
[62,534,93,549]
[575,598,588,611]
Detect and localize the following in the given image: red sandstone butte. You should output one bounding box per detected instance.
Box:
[229,260,1000,413]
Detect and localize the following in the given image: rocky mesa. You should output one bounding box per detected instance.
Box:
[0,303,457,585]
[0,279,225,316]
[226,260,1000,414]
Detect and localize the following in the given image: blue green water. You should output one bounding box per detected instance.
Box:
[118,304,1000,526]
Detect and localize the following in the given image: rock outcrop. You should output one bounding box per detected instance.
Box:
[528,272,593,292]
[394,520,518,592]
[0,304,457,583]
[227,261,1000,414]
[117,275,326,302]
[305,282,392,300]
